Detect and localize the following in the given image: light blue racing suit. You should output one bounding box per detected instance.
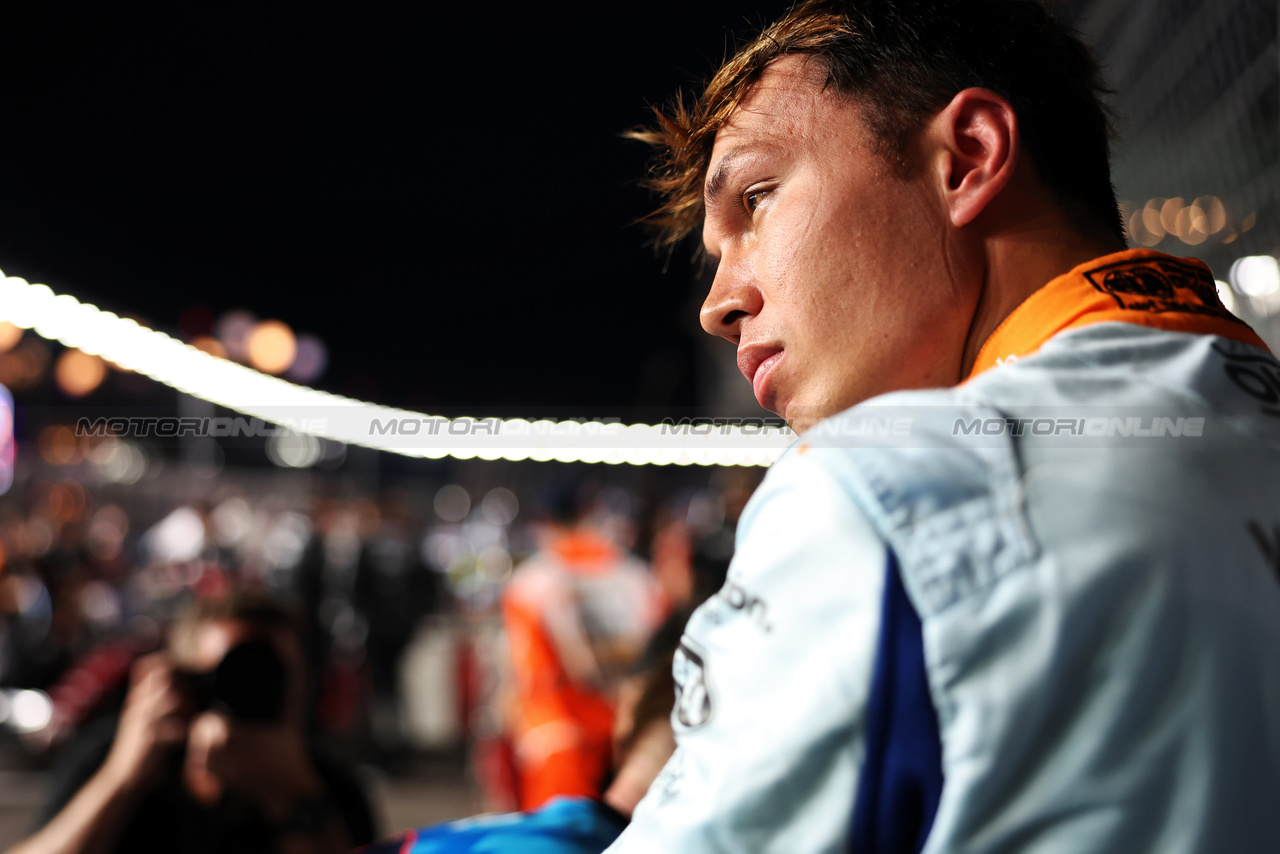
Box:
[610,253,1280,853]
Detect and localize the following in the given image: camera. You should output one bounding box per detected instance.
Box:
[180,639,287,723]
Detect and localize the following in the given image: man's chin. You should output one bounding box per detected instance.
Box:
[781,405,825,436]
[782,387,882,434]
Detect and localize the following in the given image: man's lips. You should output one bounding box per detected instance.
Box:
[737,345,784,409]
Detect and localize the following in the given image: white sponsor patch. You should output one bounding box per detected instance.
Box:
[672,639,713,729]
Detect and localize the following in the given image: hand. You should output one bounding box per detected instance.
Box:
[184,711,325,821]
[101,653,190,792]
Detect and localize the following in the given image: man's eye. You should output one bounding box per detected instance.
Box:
[745,188,769,214]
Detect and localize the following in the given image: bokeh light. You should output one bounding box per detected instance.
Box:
[0,272,788,466]
[38,426,81,465]
[1173,206,1204,245]
[0,338,51,390]
[1230,256,1280,297]
[266,432,323,468]
[434,485,471,522]
[87,504,129,562]
[0,321,23,352]
[1141,199,1166,242]
[54,349,107,397]
[286,334,328,384]
[1125,196,1241,248]
[190,335,229,359]
[216,310,256,362]
[1159,197,1183,235]
[88,438,148,484]
[47,481,89,522]
[10,689,53,733]
[247,320,297,375]
[1195,196,1227,234]
[480,488,519,526]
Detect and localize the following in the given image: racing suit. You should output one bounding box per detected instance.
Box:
[609,249,1280,853]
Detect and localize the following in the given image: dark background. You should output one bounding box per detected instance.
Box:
[0,2,793,418]
[2,1,1268,424]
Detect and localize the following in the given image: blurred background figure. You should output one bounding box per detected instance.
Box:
[350,494,441,768]
[497,483,663,812]
[0,451,758,847]
[350,517,744,854]
[7,589,374,853]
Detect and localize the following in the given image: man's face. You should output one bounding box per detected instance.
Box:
[700,56,976,431]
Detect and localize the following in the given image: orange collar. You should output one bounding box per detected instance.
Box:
[967,248,1269,379]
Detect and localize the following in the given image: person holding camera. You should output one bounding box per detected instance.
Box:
[9,592,374,854]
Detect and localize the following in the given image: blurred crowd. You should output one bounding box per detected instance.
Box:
[0,442,760,849]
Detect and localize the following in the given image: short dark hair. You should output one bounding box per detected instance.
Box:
[631,0,1123,247]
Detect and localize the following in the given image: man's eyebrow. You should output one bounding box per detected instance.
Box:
[704,144,766,212]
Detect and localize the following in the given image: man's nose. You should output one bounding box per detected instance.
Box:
[699,261,762,343]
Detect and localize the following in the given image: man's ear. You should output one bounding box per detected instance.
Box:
[927,88,1019,229]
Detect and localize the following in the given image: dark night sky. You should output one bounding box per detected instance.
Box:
[0,2,793,419]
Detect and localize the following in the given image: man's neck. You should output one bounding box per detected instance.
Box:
[960,211,1125,377]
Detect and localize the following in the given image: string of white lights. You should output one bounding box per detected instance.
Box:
[0,271,793,467]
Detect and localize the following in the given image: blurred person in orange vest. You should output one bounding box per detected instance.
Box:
[501,483,662,811]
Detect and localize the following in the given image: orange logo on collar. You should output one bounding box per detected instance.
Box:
[1082,255,1235,320]
[968,249,1269,379]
